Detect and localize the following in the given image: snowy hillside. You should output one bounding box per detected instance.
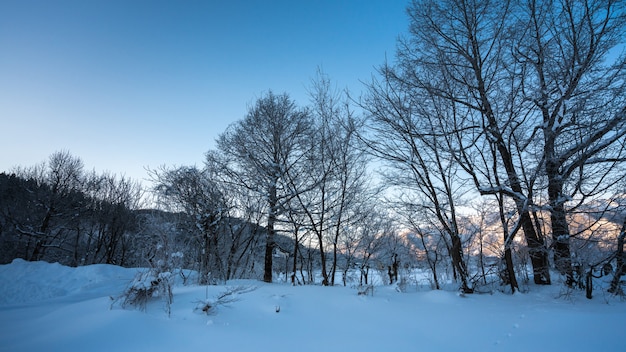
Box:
[0,259,624,352]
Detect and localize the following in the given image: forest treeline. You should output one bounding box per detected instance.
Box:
[1,0,625,296]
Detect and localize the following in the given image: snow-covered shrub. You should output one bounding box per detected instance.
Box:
[114,270,166,312]
[356,284,374,296]
[112,219,184,316]
[194,285,256,315]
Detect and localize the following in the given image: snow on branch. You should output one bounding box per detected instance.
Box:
[477,186,527,201]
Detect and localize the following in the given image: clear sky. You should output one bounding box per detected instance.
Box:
[0,0,408,183]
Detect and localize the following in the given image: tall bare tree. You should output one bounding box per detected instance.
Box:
[512,0,626,284]
[286,71,374,286]
[363,70,475,292]
[217,91,312,283]
[371,0,625,288]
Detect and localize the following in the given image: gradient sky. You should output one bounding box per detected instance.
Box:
[0,0,408,182]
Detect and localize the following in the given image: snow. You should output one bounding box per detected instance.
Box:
[1,259,625,352]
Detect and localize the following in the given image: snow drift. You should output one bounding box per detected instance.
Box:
[0,259,624,352]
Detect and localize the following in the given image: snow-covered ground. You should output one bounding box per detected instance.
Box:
[1,259,624,352]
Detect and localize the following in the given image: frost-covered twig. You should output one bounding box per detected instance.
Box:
[194,285,257,315]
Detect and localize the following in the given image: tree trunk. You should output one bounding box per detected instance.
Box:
[609,222,626,294]
[263,187,277,283]
[504,247,518,294]
[550,203,574,283]
[521,210,551,285]
[330,241,338,286]
[263,230,274,283]
[291,228,299,285]
[201,233,210,284]
[317,233,329,285]
[546,163,574,285]
[476,80,551,285]
[263,214,275,282]
[450,234,471,293]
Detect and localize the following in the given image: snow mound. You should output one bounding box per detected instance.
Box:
[0,260,625,352]
[0,259,137,306]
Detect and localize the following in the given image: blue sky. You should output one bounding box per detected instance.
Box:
[0,0,408,182]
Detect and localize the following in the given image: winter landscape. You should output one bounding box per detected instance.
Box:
[2,1,626,351]
[1,258,625,352]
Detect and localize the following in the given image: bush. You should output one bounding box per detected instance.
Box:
[194,285,256,315]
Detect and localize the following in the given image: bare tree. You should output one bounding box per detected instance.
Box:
[82,172,142,266]
[0,173,45,262]
[609,217,626,294]
[354,214,390,286]
[512,0,626,284]
[287,70,375,286]
[150,164,228,284]
[217,91,312,283]
[374,0,536,285]
[1,152,144,266]
[370,0,625,289]
[11,151,86,263]
[209,151,267,281]
[407,224,446,290]
[363,73,474,292]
